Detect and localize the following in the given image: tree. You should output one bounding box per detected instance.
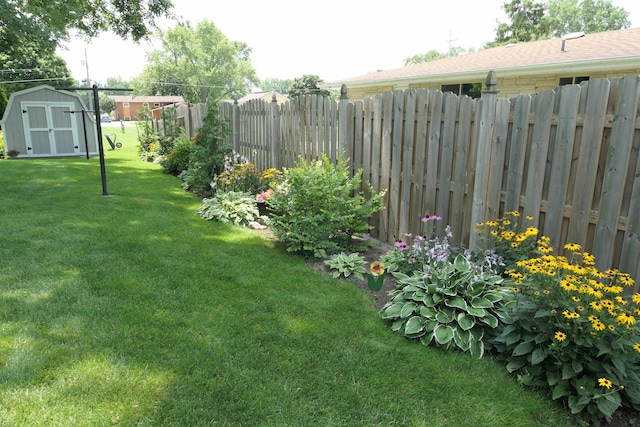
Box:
[99,94,117,115]
[2,0,173,48]
[488,0,550,47]
[404,50,445,66]
[132,21,259,104]
[261,78,293,95]
[546,0,630,38]
[487,0,630,48]
[288,75,331,99]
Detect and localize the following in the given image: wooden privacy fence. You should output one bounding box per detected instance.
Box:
[178,72,640,291]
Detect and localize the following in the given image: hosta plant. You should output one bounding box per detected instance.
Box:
[380,253,513,359]
[324,252,367,280]
[196,191,261,227]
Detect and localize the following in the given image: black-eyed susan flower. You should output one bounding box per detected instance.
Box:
[616,312,636,326]
[633,343,640,353]
[598,378,613,389]
[554,331,567,341]
[564,243,582,252]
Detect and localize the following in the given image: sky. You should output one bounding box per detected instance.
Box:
[56,0,640,87]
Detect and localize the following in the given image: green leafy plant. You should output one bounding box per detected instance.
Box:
[177,110,233,197]
[161,136,195,176]
[195,191,261,227]
[474,211,540,273]
[380,253,512,359]
[212,153,261,194]
[493,240,640,424]
[324,252,367,280]
[266,154,385,258]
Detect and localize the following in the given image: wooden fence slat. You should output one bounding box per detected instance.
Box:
[424,90,443,227]
[388,90,405,241]
[436,92,458,235]
[544,84,582,247]
[503,95,532,214]
[370,94,383,239]
[486,99,511,221]
[399,90,416,235]
[522,90,556,224]
[378,91,394,242]
[410,90,430,233]
[593,76,640,268]
[449,96,473,245]
[567,79,611,247]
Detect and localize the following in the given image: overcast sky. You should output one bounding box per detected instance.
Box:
[56,0,640,86]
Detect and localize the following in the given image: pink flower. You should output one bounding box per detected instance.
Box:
[421,214,442,222]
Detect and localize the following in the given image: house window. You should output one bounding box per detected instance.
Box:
[123,102,130,107]
[559,76,589,86]
[154,103,160,108]
[441,82,482,98]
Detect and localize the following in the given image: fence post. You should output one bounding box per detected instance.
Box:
[338,84,349,159]
[269,92,281,169]
[232,98,240,153]
[469,70,498,248]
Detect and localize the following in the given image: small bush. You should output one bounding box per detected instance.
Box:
[267,154,385,258]
[195,191,260,227]
[161,137,195,175]
[212,153,261,194]
[380,217,512,359]
[493,241,640,425]
[325,252,367,280]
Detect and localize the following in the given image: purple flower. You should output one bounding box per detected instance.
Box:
[421,214,442,222]
[394,240,409,251]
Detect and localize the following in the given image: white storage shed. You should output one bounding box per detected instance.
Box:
[0,85,98,158]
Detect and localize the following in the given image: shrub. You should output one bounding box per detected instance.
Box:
[379,217,512,359]
[161,137,195,175]
[195,191,260,227]
[266,154,385,258]
[492,239,640,424]
[177,108,232,197]
[325,252,367,280]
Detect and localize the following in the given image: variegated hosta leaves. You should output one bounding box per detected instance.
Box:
[380,254,513,358]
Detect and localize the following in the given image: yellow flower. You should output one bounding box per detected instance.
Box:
[564,243,582,252]
[369,261,385,277]
[616,312,636,326]
[526,215,533,221]
[592,321,605,331]
[632,294,640,305]
[589,301,603,311]
[598,378,613,389]
[554,331,567,341]
[633,343,640,353]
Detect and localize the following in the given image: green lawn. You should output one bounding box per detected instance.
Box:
[0,125,576,426]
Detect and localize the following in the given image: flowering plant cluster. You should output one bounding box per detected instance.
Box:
[475,211,539,273]
[494,239,640,423]
[212,153,261,194]
[380,215,512,359]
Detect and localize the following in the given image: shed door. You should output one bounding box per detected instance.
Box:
[21,102,79,157]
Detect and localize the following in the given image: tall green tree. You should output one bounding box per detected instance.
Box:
[261,78,293,95]
[288,75,331,99]
[487,0,630,48]
[132,20,259,104]
[404,50,446,66]
[546,0,630,37]
[488,0,550,47]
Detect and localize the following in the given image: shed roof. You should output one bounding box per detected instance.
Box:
[326,27,640,87]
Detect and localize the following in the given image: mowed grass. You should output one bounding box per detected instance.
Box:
[0,124,575,426]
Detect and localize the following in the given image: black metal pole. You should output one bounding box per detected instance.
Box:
[91,85,108,195]
[81,110,90,160]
